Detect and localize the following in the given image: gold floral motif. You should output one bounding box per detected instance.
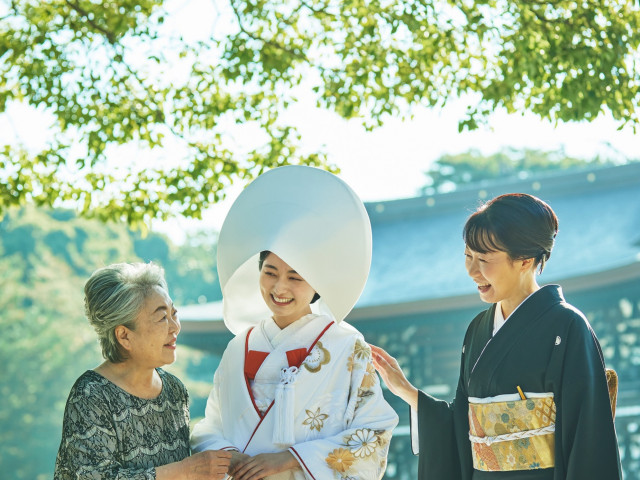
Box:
[303,341,331,373]
[346,428,379,458]
[353,339,371,360]
[326,448,355,473]
[303,407,329,432]
[376,429,391,448]
[347,354,356,372]
[360,362,377,389]
[356,388,374,410]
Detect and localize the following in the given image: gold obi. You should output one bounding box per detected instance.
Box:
[468,393,556,471]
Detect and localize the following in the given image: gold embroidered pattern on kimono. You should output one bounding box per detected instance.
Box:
[303,341,331,373]
[303,408,329,432]
[356,389,374,410]
[326,448,356,473]
[360,362,378,389]
[468,395,556,471]
[192,315,399,479]
[322,338,393,478]
[346,428,379,458]
[326,429,390,477]
[353,339,371,360]
[347,340,371,372]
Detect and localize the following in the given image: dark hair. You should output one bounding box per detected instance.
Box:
[463,193,558,273]
[259,250,320,303]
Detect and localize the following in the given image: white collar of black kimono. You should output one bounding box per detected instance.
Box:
[217,165,372,335]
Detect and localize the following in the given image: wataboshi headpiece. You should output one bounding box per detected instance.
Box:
[217,165,372,335]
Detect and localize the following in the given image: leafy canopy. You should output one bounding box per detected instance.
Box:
[1,0,639,225]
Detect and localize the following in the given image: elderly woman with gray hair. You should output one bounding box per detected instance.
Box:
[53,262,230,480]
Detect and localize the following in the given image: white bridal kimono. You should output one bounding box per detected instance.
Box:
[191,314,399,479]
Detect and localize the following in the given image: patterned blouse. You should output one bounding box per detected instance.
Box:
[54,368,190,480]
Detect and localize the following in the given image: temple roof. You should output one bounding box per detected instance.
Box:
[361,161,640,307]
[180,162,640,326]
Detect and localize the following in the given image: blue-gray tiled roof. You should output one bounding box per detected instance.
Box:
[360,162,640,307]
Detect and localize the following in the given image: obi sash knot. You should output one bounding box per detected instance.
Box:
[468,393,556,472]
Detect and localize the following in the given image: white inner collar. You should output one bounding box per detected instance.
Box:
[493,291,537,336]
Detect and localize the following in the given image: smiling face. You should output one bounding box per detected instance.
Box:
[259,252,316,328]
[464,246,537,317]
[121,285,181,369]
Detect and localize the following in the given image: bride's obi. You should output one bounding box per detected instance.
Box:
[468,392,556,471]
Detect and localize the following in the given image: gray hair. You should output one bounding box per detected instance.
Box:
[84,262,168,363]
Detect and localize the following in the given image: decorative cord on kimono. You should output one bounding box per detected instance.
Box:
[273,366,299,447]
[469,424,555,446]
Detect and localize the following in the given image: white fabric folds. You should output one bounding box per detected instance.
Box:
[216,166,372,334]
[272,366,299,447]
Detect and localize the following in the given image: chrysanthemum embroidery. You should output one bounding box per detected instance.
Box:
[347,428,379,458]
[326,448,355,473]
[303,407,329,432]
[353,339,371,360]
[303,341,331,373]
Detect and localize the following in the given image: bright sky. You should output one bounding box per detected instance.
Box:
[153,97,639,244]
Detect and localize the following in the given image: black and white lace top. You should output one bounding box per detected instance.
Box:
[54,368,190,480]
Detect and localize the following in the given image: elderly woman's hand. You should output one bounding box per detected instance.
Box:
[231,451,301,480]
[370,344,419,410]
[157,450,232,480]
[228,451,251,476]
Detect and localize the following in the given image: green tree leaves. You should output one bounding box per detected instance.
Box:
[1,0,639,224]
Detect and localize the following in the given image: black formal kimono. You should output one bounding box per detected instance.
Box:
[412,285,622,479]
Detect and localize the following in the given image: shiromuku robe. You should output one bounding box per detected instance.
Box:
[191,313,399,480]
[412,285,622,479]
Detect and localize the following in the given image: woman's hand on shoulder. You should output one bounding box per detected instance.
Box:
[156,450,232,480]
[369,344,419,410]
[230,451,301,480]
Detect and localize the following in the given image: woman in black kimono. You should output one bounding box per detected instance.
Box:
[371,193,622,479]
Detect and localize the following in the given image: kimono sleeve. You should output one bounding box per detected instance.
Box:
[190,366,240,453]
[412,317,479,480]
[557,314,622,479]
[413,373,469,480]
[289,341,399,480]
[53,388,155,480]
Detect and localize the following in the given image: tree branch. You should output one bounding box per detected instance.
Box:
[1,0,20,21]
[299,0,337,18]
[64,0,118,44]
[228,0,307,62]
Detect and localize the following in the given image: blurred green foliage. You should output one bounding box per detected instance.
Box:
[1,0,640,224]
[0,206,220,478]
[422,149,637,192]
